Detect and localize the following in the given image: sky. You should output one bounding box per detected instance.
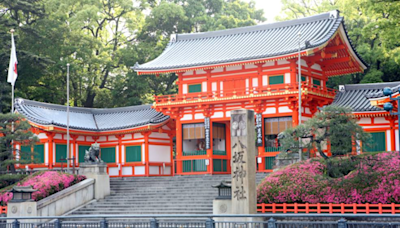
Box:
[253,0,283,22]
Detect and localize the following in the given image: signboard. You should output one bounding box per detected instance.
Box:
[256,113,263,147]
[205,117,210,150]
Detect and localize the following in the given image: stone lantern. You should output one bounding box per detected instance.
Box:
[8,186,37,202]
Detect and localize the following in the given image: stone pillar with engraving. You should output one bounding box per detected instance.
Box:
[230,109,256,214]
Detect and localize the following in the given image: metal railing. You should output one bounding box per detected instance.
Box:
[258,203,400,214]
[2,214,400,228]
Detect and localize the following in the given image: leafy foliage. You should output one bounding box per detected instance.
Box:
[0,0,265,109]
[257,152,400,204]
[279,106,370,161]
[278,0,400,89]
[0,113,38,172]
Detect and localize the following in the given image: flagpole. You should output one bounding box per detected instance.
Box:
[67,63,70,170]
[10,29,15,114]
[298,31,302,162]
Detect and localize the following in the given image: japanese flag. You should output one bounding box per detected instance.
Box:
[7,33,18,86]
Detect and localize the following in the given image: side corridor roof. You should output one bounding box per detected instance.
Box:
[15,98,169,131]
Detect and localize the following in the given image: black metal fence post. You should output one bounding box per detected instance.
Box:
[54,219,62,228]
[267,218,276,228]
[100,218,108,228]
[338,218,347,228]
[150,218,159,228]
[12,219,19,228]
[205,218,214,228]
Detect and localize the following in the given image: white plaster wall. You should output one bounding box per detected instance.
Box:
[212,112,224,118]
[122,167,132,175]
[142,143,146,164]
[386,130,392,151]
[263,62,274,67]
[54,134,62,140]
[150,132,170,139]
[375,117,389,124]
[77,136,85,141]
[149,166,159,175]
[252,78,258,87]
[202,81,207,92]
[45,143,49,164]
[212,67,223,73]
[195,113,205,119]
[226,65,242,71]
[305,108,311,114]
[183,84,188,94]
[311,63,322,71]
[263,108,276,114]
[134,133,142,139]
[108,167,119,176]
[38,133,47,139]
[278,59,290,65]
[108,135,117,141]
[135,166,145,175]
[358,118,372,124]
[86,136,95,142]
[263,75,268,86]
[181,114,193,121]
[212,82,217,91]
[278,106,292,113]
[245,64,257,69]
[123,134,132,140]
[121,145,125,164]
[284,73,291,83]
[396,131,399,151]
[164,166,171,175]
[183,71,193,76]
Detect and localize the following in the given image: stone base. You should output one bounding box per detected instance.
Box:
[7,201,37,223]
[79,163,110,200]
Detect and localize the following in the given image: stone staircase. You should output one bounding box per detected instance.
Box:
[70,173,267,216]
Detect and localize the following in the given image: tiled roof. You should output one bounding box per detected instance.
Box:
[332,82,400,112]
[134,10,366,72]
[15,98,169,131]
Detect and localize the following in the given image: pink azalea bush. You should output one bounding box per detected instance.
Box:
[0,171,85,206]
[257,152,400,204]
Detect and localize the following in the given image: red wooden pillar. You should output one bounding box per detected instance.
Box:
[46,132,55,169]
[206,115,213,174]
[257,63,263,89]
[71,135,78,166]
[177,73,183,96]
[176,118,183,174]
[225,122,232,173]
[290,60,297,84]
[168,132,175,176]
[390,117,396,151]
[116,134,123,177]
[206,70,212,96]
[141,132,151,177]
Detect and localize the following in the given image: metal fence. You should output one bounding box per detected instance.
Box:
[1,214,400,228]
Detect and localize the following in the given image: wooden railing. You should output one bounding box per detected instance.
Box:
[257,203,400,214]
[155,83,336,105]
[0,206,7,214]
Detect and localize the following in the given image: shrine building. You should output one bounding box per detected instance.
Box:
[15,10,397,177]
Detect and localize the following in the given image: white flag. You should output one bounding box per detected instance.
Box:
[7,33,18,86]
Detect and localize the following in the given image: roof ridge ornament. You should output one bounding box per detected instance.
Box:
[170,34,177,43]
[329,10,339,19]
[339,85,345,92]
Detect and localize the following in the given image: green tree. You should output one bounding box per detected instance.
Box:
[279,106,369,159]
[278,0,400,89]
[0,113,38,172]
[278,106,370,177]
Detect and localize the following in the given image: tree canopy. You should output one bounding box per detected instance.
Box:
[0,0,399,110]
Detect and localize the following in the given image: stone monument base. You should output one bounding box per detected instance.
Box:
[80,163,110,200]
[7,201,38,223]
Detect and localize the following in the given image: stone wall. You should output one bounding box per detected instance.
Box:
[37,178,94,217]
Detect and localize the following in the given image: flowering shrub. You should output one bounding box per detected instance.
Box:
[0,171,86,206]
[257,152,400,204]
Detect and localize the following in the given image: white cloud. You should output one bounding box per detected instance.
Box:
[253,0,282,22]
